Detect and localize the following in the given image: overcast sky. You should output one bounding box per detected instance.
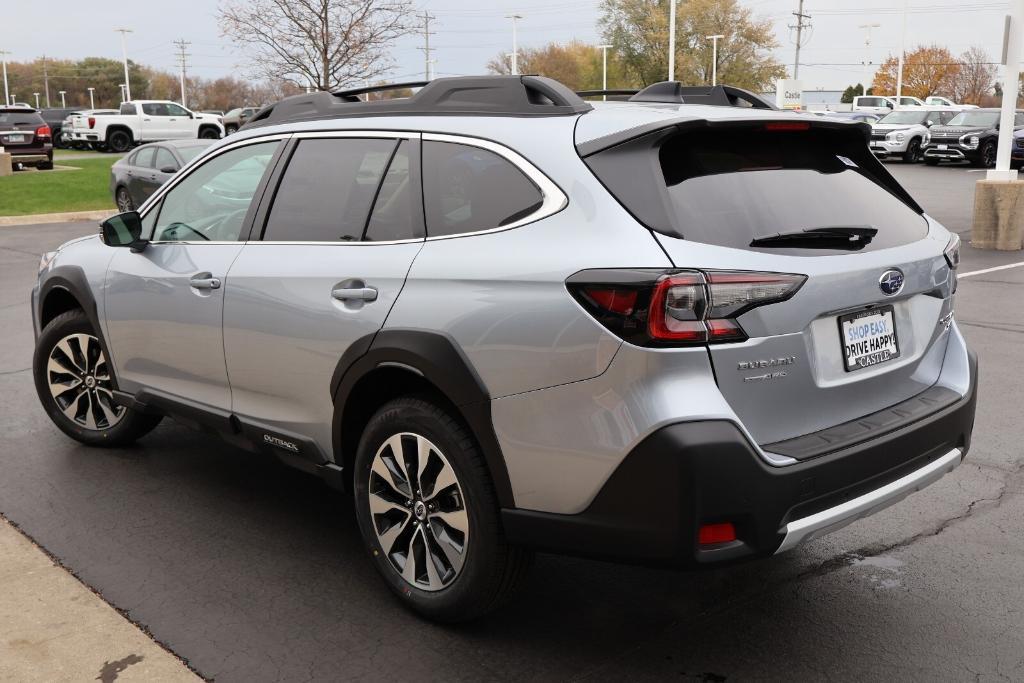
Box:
[0,1,1011,92]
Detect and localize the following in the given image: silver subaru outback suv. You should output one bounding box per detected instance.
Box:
[31,76,977,622]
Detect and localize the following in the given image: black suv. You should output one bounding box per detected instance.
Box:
[923,108,1024,167]
[0,107,54,170]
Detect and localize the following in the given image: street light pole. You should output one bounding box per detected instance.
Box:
[990,0,1024,180]
[58,90,66,107]
[87,87,95,109]
[119,84,126,103]
[896,0,909,100]
[668,0,676,81]
[706,34,724,86]
[0,50,10,106]
[33,92,40,108]
[505,14,523,75]
[858,23,881,95]
[598,44,613,100]
[115,28,133,101]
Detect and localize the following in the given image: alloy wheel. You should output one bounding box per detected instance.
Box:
[367,432,469,591]
[984,144,996,167]
[46,333,124,430]
[116,188,133,212]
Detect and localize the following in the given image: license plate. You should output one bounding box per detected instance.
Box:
[839,306,900,372]
[937,144,947,150]
[4,134,25,143]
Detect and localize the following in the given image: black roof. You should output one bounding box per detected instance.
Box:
[245,75,593,129]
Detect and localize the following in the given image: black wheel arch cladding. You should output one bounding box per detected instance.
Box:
[331,329,515,508]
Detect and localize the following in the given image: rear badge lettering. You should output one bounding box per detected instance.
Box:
[737,356,796,371]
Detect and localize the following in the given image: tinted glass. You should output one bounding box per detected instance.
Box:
[142,103,170,116]
[154,147,178,171]
[365,141,422,242]
[264,138,395,241]
[948,111,999,127]
[152,140,279,242]
[422,141,543,237]
[0,111,44,125]
[586,127,925,255]
[120,103,137,115]
[132,147,155,168]
[166,104,189,117]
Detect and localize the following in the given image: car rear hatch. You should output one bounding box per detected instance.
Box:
[0,110,44,150]
[579,117,957,451]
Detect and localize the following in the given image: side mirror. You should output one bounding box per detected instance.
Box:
[160,165,179,174]
[100,211,147,252]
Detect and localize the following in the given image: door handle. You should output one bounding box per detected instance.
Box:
[190,275,222,290]
[332,286,377,302]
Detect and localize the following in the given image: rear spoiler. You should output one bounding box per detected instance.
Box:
[578,117,924,216]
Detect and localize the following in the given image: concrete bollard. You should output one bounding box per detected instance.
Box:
[0,151,11,177]
[972,180,1024,251]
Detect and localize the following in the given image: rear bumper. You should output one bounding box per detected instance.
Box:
[502,350,977,567]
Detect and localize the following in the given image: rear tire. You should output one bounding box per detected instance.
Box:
[37,160,54,171]
[199,126,220,139]
[33,310,161,447]
[106,130,132,154]
[353,396,533,623]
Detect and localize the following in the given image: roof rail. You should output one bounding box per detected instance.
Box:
[245,75,593,129]
[576,82,777,110]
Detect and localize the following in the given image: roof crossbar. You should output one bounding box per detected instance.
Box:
[577,82,777,110]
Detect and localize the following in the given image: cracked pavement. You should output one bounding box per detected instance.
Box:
[0,164,1022,681]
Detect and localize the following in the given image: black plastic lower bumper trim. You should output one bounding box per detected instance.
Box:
[502,351,977,568]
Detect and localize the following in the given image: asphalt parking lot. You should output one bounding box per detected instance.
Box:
[1,162,1023,681]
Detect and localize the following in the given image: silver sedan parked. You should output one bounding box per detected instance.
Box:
[109,139,215,211]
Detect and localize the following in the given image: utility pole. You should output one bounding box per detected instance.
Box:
[41,55,51,107]
[505,14,523,75]
[706,34,724,86]
[859,23,881,95]
[58,90,66,107]
[598,45,613,100]
[668,0,677,80]
[173,39,191,107]
[417,12,436,80]
[0,50,10,106]
[115,28,133,101]
[895,0,909,99]
[87,87,95,109]
[789,0,811,80]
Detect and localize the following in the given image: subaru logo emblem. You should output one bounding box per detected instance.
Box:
[879,269,905,296]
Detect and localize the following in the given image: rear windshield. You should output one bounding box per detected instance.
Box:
[0,111,44,126]
[585,125,926,254]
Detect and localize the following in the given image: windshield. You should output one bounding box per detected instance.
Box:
[948,112,999,127]
[879,111,927,125]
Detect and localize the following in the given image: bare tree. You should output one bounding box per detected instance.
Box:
[951,46,996,105]
[219,0,415,91]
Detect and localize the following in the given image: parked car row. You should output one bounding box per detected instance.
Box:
[869,107,1024,168]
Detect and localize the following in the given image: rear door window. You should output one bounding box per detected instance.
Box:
[422,141,543,237]
[153,146,178,172]
[364,141,423,242]
[133,147,155,168]
[262,137,398,242]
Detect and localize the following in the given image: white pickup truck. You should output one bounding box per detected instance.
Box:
[68,100,224,153]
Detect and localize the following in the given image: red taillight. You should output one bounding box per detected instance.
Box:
[584,288,638,316]
[88,117,96,129]
[698,522,736,545]
[568,269,806,347]
[765,121,810,131]
[35,125,51,140]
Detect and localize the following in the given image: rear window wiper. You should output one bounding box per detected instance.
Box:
[750,225,878,250]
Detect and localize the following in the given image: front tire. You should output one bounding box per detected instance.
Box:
[224,124,238,135]
[975,141,997,168]
[33,310,161,447]
[115,186,135,212]
[353,397,532,622]
[199,127,220,140]
[903,138,923,163]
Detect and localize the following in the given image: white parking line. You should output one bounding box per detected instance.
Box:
[959,262,1024,278]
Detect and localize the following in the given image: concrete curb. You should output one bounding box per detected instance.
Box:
[0,209,115,228]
